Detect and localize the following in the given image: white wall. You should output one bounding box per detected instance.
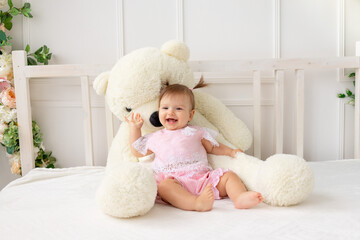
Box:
[1,0,359,189]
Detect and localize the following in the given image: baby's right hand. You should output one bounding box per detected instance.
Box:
[124,112,144,129]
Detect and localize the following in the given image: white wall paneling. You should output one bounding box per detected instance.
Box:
[184,0,273,59]
[116,0,125,59]
[176,0,184,41]
[273,0,281,58]
[123,0,177,53]
[338,0,345,81]
[354,45,360,158]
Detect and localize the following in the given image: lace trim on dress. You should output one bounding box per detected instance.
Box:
[132,136,148,155]
[202,127,219,147]
[181,126,197,136]
[152,151,211,174]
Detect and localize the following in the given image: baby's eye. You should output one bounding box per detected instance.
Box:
[176,107,182,110]
[162,107,168,110]
[125,107,132,112]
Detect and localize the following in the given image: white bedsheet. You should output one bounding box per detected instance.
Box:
[0,160,359,240]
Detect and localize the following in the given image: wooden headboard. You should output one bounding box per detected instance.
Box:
[12,43,360,175]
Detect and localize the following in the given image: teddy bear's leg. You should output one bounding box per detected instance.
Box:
[257,154,314,206]
[96,161,157,218]
[208,153,314,206]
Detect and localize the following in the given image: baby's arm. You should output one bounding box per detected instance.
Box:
[124,113,153,158]
[201,139,242,158]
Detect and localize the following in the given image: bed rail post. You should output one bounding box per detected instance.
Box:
[12,51,34,176]
[354,42,360,158]
[295,69,305,158]
[275,70,284,154]
[253,70,261,159]
[80,76,94,166]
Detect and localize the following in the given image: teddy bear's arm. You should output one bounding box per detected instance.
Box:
[193,90,252,151]
[106,122,140,169]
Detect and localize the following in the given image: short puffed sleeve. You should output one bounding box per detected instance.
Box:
[201,127,219,147]
[132,133,153,155]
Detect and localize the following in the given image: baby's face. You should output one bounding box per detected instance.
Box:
[159,94,195,131]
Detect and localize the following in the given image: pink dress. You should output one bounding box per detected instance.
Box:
[133,125,228,199]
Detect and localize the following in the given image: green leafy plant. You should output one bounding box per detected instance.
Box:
[0,0,32,47]
[1,120,56,171]
[0,1,33,30]
[2,121,19,154]
[0,0,52,65]
[25,44,52,65]
[338,72,355,106]
[0,30,11,46]
[35,148,56,169]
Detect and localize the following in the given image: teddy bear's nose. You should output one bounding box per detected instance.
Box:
[150,111,162,127]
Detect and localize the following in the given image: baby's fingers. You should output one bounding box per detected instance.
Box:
[124,112,134,123]
[135,113,143,122]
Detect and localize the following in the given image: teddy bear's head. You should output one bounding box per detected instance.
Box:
[94,40,196,132]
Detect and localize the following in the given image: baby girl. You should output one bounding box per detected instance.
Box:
[125,81,263,212]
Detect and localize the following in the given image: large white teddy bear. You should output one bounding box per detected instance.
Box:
[94,40,314,218]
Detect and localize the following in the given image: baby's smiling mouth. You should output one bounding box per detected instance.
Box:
[166,118,178,123]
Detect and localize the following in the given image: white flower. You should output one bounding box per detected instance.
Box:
[0,0,7,10]
[0,105,17,123]
[8,152,20,164]
[33,146,40,159]
[0,52,13,77]
[0,120,8,143]
[8,152,21,175]
[40,142,45,151]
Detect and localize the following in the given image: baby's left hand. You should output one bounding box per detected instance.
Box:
[231,149,243,158]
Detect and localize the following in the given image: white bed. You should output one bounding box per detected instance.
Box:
[0,160,359,239]
[1,49,360,239]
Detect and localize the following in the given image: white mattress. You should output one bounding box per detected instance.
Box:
[0,160,359,240]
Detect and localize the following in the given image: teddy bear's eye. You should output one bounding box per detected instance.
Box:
[125,107,132,112]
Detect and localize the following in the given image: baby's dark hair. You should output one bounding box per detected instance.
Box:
[159,76,207,110]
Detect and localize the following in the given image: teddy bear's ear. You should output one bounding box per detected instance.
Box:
[161,40,190,62]
[93,71,111,95]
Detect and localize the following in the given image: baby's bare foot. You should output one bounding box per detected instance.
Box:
[234,191,263,209]
[195,184,214,212]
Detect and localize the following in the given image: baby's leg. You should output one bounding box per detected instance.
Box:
[216,172,263,209]
[158,178,214,212]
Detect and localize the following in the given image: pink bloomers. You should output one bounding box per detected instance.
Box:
[155,168,229,200]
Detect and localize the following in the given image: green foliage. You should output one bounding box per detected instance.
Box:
[0,1,32,47]
[35,148,56,169]
[25,44,52,65]
[337,72,356,106]
[2,120,56,169]
[32,121,42,148]
[0,1,32,31]
[2,121,19,154]
[0,30,12,46]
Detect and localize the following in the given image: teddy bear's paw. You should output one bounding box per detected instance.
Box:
[258,154,314,206]
[96,162,157,218]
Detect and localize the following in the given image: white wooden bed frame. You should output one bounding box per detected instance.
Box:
[12,42,360,176]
